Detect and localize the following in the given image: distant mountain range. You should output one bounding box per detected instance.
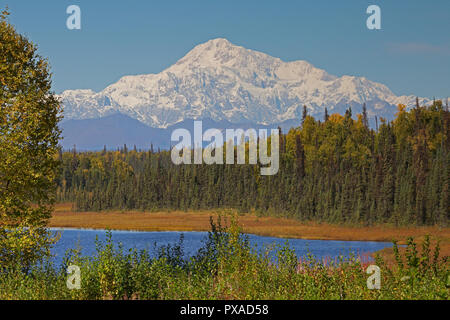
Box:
[59,38,433,150]
[60,113,294,151]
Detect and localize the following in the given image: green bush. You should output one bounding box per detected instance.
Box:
[0,218,448,300]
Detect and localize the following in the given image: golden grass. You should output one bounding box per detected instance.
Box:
[50,204,450,265]
[51,203,449,257]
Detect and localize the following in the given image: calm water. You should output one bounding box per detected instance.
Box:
[49,228,392,266]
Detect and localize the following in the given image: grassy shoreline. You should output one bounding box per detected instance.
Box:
[1,204,447,300]
[5,209,448,300]
[50,204,450,259]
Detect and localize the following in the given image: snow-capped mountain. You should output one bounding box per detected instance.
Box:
[60,38,431,128]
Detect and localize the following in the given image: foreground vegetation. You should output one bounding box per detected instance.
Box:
[1,217,448,300]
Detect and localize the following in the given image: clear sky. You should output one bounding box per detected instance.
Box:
[4,0,450,98]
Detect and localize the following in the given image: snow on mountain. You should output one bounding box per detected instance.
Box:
[59,38,432,128]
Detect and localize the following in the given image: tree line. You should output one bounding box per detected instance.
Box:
[56,101,449,226]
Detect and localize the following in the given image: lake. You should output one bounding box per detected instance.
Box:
[49,228,393,266]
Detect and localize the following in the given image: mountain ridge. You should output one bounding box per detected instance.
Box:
[60,38,432,129]
[60,113,297,151]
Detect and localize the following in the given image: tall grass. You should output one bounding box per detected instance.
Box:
[0,216,448,300]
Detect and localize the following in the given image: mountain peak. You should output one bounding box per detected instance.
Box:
[204,37,234,47]
[194,38,238,52]
[173,38,282,71]
[60,39,431,129]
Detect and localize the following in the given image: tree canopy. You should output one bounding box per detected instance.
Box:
[57,102,449,226]
[0,10,62,268]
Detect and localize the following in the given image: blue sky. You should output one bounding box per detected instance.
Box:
[5,0,450,98]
